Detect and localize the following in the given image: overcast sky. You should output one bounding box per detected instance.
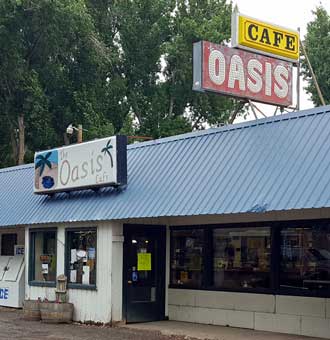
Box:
[232,0,329,121]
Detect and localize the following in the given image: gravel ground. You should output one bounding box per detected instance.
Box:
[0,308,194,340]
[0,308,321,340]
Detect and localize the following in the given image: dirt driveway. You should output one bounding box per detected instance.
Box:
[0,308,187,340]
[0,308,322,340]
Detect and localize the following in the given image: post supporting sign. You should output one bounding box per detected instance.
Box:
[34,135,127,195]
[231,8,299,62]
[193,41,292,107]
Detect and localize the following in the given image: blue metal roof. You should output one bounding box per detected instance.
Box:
[1,105,330,227]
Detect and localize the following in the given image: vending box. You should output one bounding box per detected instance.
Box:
[0,255,25,307]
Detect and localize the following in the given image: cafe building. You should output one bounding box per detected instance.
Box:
[0,105,330,338]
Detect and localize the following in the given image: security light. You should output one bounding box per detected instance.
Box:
[66,124,75,135]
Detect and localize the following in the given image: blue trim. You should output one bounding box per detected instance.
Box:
[67,283,97,291]
[29,281,56,288]
[28,228,57,284]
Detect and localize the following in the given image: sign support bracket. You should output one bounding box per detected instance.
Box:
[296,27,301,111]
[228,100,247,124]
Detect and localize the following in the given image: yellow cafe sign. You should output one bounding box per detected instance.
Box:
[231,7,299,62]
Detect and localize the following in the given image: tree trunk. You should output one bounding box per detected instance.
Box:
[168,96,174,116]
[18,115,25,165]
[10,128,18,164]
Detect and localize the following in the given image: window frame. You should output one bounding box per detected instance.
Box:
[65,227,97,291]
[169,220,330,298]
[29,228,57,287]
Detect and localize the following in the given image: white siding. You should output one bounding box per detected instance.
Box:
[111,223,124,322]
[25,221,123,324]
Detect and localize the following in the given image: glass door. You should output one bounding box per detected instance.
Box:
[123,225,166,323]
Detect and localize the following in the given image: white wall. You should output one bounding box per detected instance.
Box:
[111,223,124,323]
[168,289,330,339]
[25,221,123,324]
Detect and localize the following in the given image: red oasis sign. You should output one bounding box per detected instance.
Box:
[193,41,293,106]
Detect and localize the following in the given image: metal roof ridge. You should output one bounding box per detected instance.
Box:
[127,105,330,151]
[1,105,329,175]
[0,163,33,174]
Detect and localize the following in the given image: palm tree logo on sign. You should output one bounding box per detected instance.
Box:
[101,139,114,168]
[35,150,58,190]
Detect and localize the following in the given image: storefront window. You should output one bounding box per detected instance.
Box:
[170,222,330,297]
[66,229,97,286]
[280,225,330,292]
[30,230,57,283]
[170,229,204,287]
[213,227,271,289]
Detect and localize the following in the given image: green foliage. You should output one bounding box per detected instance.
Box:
[0,0,236,168]
[301,6,330,106]
[163,0,234,130]
[112,0,235,138]
[0,0,118,166]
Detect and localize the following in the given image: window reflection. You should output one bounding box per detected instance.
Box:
[170,229,204,287]
[213,227,271,289]
[170,223,330,296]
[280,225,330,291]
[66,229,97,285]
[31,230,57,282]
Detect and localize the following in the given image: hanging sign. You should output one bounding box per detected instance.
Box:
[34,135,127,195]
[231,8,299,62]
[193,41,292,106]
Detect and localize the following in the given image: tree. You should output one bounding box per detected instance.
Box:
[0,0,237,168]
[106,0,177,139]
[163,0,235,131]
[301,6,330,106]
[93,0,236,139]
[0,0,117,167]
[85,0,131,134]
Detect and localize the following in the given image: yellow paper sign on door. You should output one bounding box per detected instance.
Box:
[137,253,151,271]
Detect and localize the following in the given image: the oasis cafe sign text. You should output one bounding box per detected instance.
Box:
[34,135,127,195]
[231,9,299,62]
[193,41,292,106]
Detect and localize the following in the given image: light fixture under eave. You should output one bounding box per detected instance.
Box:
[66,124,87,143]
